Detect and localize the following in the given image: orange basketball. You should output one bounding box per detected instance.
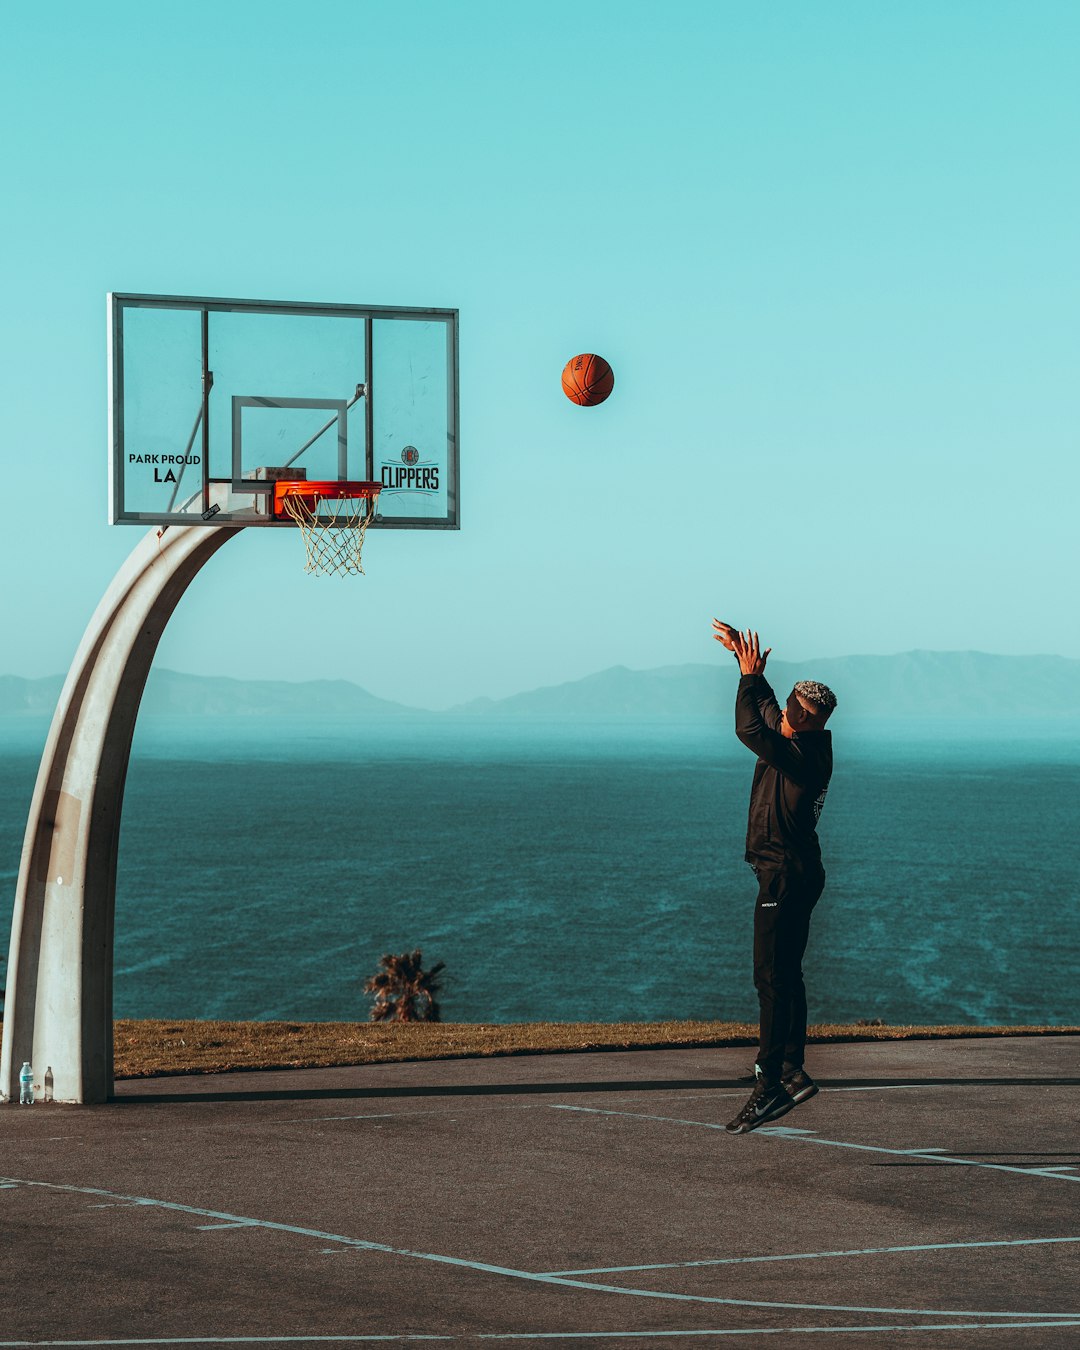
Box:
[561,353,614,406]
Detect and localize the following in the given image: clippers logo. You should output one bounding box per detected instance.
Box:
[380,445,440,496]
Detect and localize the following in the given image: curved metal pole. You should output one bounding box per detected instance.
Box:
[2,520,244,1104]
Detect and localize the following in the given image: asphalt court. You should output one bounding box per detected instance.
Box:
[2,1036,1079,1346]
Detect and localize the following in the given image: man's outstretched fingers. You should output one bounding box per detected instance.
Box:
[713,619,739,650]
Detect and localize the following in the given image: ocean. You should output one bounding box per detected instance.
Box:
[1,716,1077,1026]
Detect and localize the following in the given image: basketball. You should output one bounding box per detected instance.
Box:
[561,353,614,406]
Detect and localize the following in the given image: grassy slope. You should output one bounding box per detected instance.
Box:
[112,1019,1080,1078]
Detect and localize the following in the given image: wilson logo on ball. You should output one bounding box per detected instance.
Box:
[561,353,614,406]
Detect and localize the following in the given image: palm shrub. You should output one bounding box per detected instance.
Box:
[363,949,445,1022]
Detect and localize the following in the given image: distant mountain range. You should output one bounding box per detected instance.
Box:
[1,652,1077,722]
[453,652,1080,720]
[0,670,412,719]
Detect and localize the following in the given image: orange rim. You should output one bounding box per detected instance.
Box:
[272,480,381,517]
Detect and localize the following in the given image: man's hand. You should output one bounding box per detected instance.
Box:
[712,619,739,651]
[732,629,771,675]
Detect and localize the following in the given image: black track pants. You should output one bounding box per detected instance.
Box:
[752,862,826,1086]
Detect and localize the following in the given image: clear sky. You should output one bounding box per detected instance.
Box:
[2,1,1077,708]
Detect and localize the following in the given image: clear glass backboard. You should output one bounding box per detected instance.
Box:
[108,293,459,529]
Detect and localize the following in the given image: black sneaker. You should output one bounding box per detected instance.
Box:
[781,1067,819,1104]
[725,1081,794,1134]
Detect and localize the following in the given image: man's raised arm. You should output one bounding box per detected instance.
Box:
[714,619,781,730]
[714,622,815,784]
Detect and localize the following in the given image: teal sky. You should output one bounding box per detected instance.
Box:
[2,1,1077,708]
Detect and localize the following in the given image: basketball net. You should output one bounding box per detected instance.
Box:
[277,487,381,577]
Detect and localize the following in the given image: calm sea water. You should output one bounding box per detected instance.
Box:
[1,716,1078,1026]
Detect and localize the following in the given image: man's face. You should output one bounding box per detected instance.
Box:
[780,690,819,739]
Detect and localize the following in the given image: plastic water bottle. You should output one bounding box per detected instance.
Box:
[19,1062,34,1106]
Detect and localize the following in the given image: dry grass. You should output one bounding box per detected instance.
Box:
[113,1018,1080,1079]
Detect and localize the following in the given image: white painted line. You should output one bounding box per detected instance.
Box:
[826,1085,944,1093]
[302,1113,401,1122]
[550,1105,1080,1185]
[264,1087,939,1133]
[612,1092,747,1103]
[3,1323,1080,1343]
[2,1175,1076,1322]
[475,1322,1080,1337]
[0,1339,451,1346]
[548,1235,1080,1277]
[473,1325,1080,1338]
[277,1105,549,1125]
[281,1088,934,1133]
[759,1127,1080,1182]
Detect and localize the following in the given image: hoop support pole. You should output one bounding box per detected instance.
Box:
[1,520,245,1104]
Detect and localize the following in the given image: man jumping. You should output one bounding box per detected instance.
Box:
[712,621,837,1135]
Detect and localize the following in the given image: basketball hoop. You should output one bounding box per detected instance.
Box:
[273,480,382,576]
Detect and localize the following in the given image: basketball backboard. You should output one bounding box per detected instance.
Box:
[108,293,458,529]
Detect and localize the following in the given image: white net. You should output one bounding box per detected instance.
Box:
[278,488,380,577]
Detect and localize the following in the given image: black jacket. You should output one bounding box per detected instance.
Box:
[735,674,832,868]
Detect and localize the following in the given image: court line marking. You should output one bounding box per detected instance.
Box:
[1,1176,1075,1322]
[546,1235,1080,1276]
[550,1105,1080,1183]
[275,1105,552,1125]
[823,1085,943,1093]
[0,1341,449,1348]
[129,1083,1001,1135]
[4,1323,1080,1343]
[267,1081,1038,1127]
[302,1113,401,1122]
[270,1085,959,1128]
